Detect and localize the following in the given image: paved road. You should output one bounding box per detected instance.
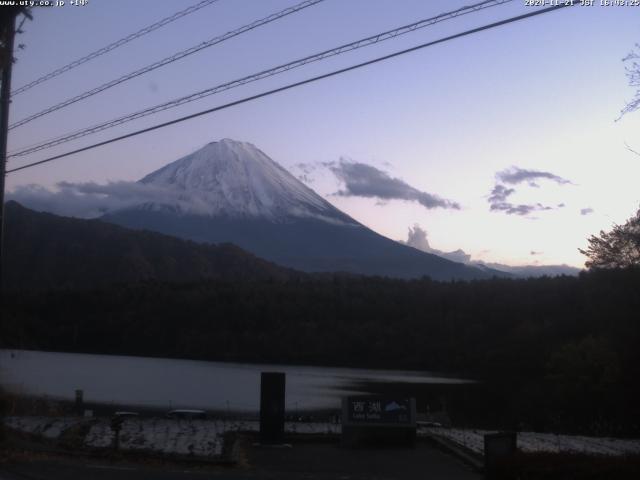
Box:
[1,441,480,480]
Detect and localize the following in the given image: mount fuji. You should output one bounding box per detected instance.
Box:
[103,139,499,280]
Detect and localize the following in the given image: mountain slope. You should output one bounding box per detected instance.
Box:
[102,139,500,280]
[103,139,501,281]
[137,139,356,224]
[3,201,293,291]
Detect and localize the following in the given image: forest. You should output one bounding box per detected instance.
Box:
[3,267,639,435]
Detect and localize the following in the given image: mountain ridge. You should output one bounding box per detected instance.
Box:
[103,139,502,281]
[3,201,295,291]
[136,138,357,225]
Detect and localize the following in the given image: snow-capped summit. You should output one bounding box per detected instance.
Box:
[139,138,352,224]
[104,139,500,280]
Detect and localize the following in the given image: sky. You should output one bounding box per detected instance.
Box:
[5,0,640,268]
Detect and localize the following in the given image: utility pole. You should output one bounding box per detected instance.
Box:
[0,9,19,295]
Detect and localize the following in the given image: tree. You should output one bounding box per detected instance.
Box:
[619,44,640,156]
[546,336,621,433]
[620,44,640,119]
[580,207,640,269]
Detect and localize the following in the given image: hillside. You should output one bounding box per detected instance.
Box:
[103,139,502,281]
[3,201,293,291]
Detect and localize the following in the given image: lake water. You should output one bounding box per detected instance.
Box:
[0,349,470,412]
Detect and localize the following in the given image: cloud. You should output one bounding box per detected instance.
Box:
[328,159,460,210]
[488,184,515,204]
[292,162,317,184]
[403,224,579,276]
[488,167,573,217]
[580,207,594,216]
[487,184,551,216]
[404,224,472,263]
[490,201,552,216]
[496,167,572,187]
[405,224,431,252]
[7,181,208,218]
[294,162,316,175]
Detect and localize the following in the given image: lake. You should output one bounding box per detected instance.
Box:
[0,349,471,412]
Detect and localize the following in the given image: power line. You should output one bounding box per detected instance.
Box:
[9,0,326,130]
[6,3,575,175]
[9,0,513,158]
[11,0,222,97]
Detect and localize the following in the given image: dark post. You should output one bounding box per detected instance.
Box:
[259,372,285,445]
[110,416,123,452]
[74,389,84,414]
[0,11,17,295]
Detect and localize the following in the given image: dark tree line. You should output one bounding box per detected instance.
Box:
[3,267,640,434]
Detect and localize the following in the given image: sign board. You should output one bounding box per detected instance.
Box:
[341,396,416,447]
[345,397,414,425]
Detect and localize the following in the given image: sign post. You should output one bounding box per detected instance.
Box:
[74,389,84,415]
